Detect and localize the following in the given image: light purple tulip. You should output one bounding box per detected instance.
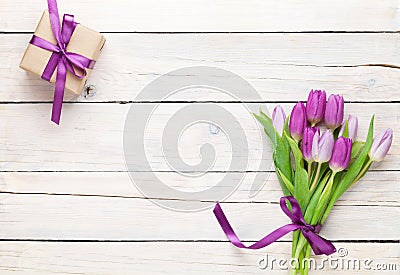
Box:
[306,89,326,126]
[312,129,334,163]
[369,129,393,162]
[301,127,317,162]
[338,114,358,140]
[272,105,286,137]
[329,137,352,172]
[289,102,307,141]
[324,94,344,129]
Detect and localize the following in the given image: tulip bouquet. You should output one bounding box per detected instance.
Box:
[254,90,393,275]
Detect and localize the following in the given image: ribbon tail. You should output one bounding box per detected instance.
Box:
[213,203,301,249]
[42,52,60,81]
[302,230,336,256]
[51,59,67,125]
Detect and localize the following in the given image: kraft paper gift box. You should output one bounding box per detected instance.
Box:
[20,10,106,95]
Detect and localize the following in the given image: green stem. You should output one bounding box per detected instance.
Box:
[307,161,313,182]
[309,162,322,192]
[303,244,312,275]
[320,193,338,225]
[304,171,331,222]
[299,249,305,275]
[290,241,299,275]
[294,235,307,262]
[292,231,300,257]
[351,159,373,186]
[292,232,300,274]
[295,172,337,258]
[311,172,337,225]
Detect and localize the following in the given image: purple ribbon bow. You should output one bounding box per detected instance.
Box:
[29,0,95,124]
[213,196,336,256]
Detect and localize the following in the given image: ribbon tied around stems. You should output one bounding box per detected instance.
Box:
[29,0,96,124]
[213,196,336,256]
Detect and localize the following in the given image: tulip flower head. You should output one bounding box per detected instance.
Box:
[329,137,352,172]
[369,129,393,162]
[301,127,317,162]
[312,129,334,163]
[272,105,286,137]
[306,89,326,126]
[289,102,307,142]
[338,114,358,140]
[324,94,344,130]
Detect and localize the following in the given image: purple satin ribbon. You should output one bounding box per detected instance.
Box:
[213,196,336,256]
[29,0,95,124]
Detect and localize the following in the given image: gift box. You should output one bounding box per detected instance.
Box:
[19,0,106,124]
[20,10,105,95]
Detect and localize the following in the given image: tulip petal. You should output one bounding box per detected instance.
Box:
[369,129,393,162]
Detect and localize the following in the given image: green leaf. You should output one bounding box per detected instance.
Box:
[284,132,310,211]
[294,167,309,212]
[284,132,304,168]
[277,168,294,194]
[275,171,292,196]
[274,131,292,182]
[350,141,365,164]
[283,115,291,137]
[343,120,349,138]
[253,111,276,148]
[355,157,373,180]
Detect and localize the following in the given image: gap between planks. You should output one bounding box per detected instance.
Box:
[0,171,399,205]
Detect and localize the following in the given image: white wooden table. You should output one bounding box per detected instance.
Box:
[0,1,399,274]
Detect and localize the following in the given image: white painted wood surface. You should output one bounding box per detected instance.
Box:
[1,34,400,102]
[0,242,398,274]
[0,194,398,240]
[1,103,399,171]
[1,0,399,32]
[1,171,398,205]
[0,0,399,274]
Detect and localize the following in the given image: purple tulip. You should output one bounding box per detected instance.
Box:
[329,137,352,172]
[301,127,317,162]
[312,129,334,163]
[272,105,286,137]
[324,94,344,129]
[338,114,358,140]
[289,102,307,141]
[369,129,393,162]
[306,89,326,126]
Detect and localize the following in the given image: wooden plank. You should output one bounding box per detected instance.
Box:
[1,0,399,32]
[1,34,400,102]
[0,193,398,240]
[0,103,398,172]
[0,171,399,206]
[0,242,398,274]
